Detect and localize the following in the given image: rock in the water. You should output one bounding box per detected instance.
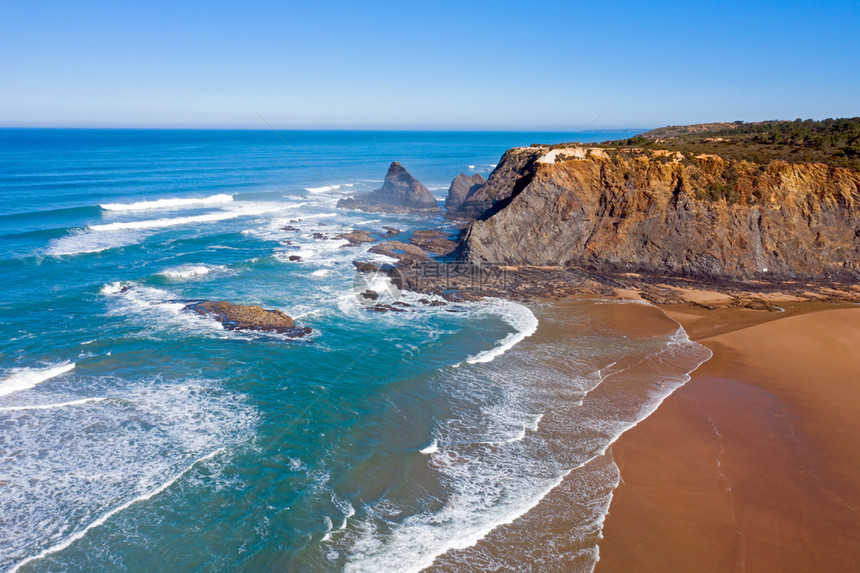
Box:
[409,229,457,256]
[368,240,433,266]
[337,229,377,247]
[359,289,379,301]
[288,255,302,262]
[337,162,440,213]
[184,300,311,336]
[444,173,486,214]
[365,303,408,313]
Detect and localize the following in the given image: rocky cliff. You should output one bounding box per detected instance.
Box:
[451,147,543,218]
[337,162,440,213]
[456,146,860,281]
[444,173,486,214]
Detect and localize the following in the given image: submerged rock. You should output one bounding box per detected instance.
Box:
[184,301,311,336]
[337,162,440,213]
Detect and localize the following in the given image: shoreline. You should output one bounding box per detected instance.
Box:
[597,303,860,572]
[424,298,712,571]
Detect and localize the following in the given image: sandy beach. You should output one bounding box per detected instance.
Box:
[598,305,860,572]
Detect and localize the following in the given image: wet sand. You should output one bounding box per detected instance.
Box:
[598,306,860,572]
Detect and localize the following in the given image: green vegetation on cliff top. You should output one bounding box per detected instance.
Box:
[530,118,860,204]
[606,117,860,171]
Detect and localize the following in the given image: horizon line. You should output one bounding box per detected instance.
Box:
[0,125,653,133]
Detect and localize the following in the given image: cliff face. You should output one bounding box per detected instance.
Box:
[337,162,440,213]
[459,148,860,281]
[452,147,543,218]
[444,173,486,213]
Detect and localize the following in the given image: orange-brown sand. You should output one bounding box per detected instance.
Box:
[598,307,860,572]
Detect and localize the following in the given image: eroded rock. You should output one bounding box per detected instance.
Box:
[445,173,486,213]
[337,162,440,213]
[184,301,311,336]
[338,229,377,247]
[409,229,458,256]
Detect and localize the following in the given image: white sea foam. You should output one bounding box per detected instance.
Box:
[100,282,221,336]
[340,301,712,572]
[321,516,334,541]
[284,238,351,261]
[464,299,539,364]
[90,203,294,232]
[419,440,439,455]
[8,447,227,573]
[46,228,144,256]
[0,397,106,411]
[47,201,302,256]
[305,183,353,194]
[0,362,75,397]
[157,264,226,281]
[100,282,310,342]
[100,193,234,211]
[471,426,527,446]
[1,378,256,572]
[345,464,575,573]
[331,496,357,531]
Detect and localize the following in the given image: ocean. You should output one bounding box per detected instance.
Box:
[0,129,710,572]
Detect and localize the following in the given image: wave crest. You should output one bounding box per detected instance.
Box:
[100,194,234,211]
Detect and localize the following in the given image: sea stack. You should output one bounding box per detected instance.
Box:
[444,173,486,214]
[337,162,440,213]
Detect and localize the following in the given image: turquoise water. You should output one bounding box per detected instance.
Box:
[0,129,710,572]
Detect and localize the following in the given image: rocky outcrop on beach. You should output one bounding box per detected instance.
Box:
[444,173,486,214]
[409,229,458,256]
[337,162,440,213]
[184,300,311,336]
[454,146,860,281]
[337,229,377,247]
[338,126,860,310]
[368,240,433,266]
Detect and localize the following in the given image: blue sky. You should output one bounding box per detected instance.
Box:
[1,0,857,129]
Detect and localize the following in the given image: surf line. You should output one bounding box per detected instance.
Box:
[0,397,107,411]
[8,447,226,573]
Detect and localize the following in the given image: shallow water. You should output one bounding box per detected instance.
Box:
[0,128,710,572]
